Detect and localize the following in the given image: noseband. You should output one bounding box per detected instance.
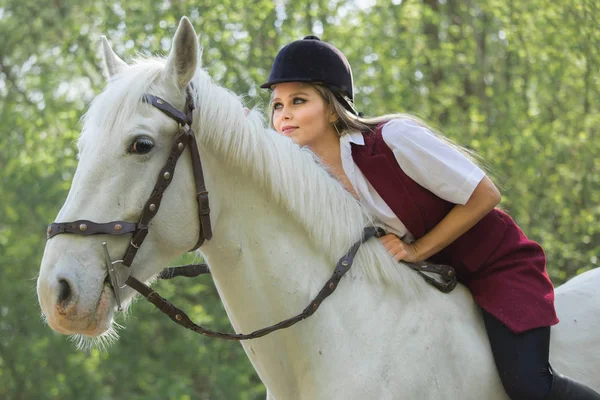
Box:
[46,87,391,340]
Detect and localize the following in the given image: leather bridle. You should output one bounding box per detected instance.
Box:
[48,89,211,310]
[45,88,392,340]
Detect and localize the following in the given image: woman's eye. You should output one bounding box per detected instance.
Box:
[128,137,154,154]
[273,98,305,110]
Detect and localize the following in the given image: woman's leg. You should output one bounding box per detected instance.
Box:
[482,309,552,399]
[481,309,600,400]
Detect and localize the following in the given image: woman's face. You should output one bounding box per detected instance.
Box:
[271,82,337,148]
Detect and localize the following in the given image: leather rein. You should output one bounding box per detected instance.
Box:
[46,88,402,341]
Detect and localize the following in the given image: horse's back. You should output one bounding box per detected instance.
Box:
[551,267,600,390]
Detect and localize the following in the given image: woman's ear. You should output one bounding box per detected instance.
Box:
[329,109,339,124]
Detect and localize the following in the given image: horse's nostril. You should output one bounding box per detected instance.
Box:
[58,279,72,305]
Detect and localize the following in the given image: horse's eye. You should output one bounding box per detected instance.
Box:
[128,137,154,154]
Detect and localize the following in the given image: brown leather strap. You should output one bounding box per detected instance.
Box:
[158,261,458,295]
[142,94,190,125]
[47,220,139,239]
[120,90,211,264]
[187,131,212,249]
[158,263,209,279]
[126,227,385,341]
[405,260,457,293]
[122,127,191,266]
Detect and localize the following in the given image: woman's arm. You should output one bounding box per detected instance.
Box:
[381,176,501,262]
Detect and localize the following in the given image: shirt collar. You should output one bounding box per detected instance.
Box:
[342,130,364,146]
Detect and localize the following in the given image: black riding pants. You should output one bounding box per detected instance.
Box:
[482,310,600,400]
[482,308,600,400]
[482,309,553,399]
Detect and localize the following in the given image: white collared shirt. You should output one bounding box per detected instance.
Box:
[340,118,485,240]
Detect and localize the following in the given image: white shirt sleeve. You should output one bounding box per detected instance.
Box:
[381,118,485,205]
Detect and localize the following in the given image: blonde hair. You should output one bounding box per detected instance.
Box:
[268,83,486,169]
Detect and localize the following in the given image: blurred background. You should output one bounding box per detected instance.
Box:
[0,0,598,398]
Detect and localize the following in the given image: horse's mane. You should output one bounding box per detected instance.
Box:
[82,56,425,299]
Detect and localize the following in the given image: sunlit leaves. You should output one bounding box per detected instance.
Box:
[1,0,598,398]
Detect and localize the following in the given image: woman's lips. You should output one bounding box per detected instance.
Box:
[282,126,298,135]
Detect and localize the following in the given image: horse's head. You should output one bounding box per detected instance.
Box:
[37,17,208,340]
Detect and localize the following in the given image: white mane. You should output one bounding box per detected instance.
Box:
[83,56,426,299]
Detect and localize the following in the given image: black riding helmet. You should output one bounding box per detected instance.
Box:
[260,36,359,115]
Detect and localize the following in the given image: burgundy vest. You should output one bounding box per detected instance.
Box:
[350,123,558,333]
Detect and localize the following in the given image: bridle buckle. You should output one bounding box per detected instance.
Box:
[101,242,131,311]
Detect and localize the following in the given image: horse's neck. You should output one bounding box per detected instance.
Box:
[192,112,365,332]
[199,166,333,333]
[198,169,373,393]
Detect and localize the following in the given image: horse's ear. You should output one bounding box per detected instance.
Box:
[100,36,128,78]
[164,17,199,89]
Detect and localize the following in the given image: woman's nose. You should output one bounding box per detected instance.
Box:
[281,108,291,120]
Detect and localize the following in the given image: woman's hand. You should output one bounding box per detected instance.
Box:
[379,234,420,263]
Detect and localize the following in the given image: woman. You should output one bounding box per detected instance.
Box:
[260,35,600,400]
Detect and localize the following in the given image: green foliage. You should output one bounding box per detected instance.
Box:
[0,0,597,398]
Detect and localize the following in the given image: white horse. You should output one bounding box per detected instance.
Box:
[37,17,600,400]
